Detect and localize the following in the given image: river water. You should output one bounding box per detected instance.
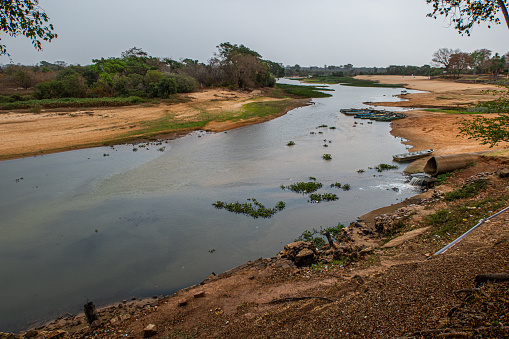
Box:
[0,80,421,331]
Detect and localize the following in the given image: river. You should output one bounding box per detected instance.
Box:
[0,80,421,332]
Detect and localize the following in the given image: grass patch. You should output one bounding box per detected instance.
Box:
[300,76,403,88]
[274,83,333,98]
[436,171,454,185]
[444,179,489,201]
[424,108,470,114]
[426,195,507,237]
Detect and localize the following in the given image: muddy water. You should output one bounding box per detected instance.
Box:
[0,80,421,331]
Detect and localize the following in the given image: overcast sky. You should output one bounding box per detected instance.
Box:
[1,0,508,67]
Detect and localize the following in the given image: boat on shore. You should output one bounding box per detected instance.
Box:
[341,108,407,121]
[393,149,434,162]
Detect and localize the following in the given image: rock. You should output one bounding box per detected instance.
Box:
[283,241,318,266]
[24,330,39,338]
[295,248,316,266]
[193,291,205,298]
[45,330,68,339]
[143,324,157,338]
[247,275,255,280]
[0,333,19,339]
[499,169,509,178]
[178,298,188,306]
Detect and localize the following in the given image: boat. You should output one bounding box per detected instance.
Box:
[392,149,434,162]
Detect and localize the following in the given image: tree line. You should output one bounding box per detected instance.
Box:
[431,48,508,77]
[0,43,286,100]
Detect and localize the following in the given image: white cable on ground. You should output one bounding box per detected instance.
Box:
[429,205,509,258]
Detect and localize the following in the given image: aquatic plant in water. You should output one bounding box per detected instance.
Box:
[322,154,332,160]
[309,193,338,203]
[342,184,351,191]
[374,164,399,172]
[287,141,295,146]
[212,198,285,219]
[283,181,323,194]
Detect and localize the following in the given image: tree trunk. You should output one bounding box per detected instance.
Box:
[497,0,509,30]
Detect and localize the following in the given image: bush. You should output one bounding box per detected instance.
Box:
[156,76,177,98]
[166,73,197,93]
[34,74,87,99]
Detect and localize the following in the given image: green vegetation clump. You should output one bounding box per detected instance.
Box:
[274,83,333,98]
[330,182,341,188]
[283,181,323,194]
[212,198,285,219]
[309,193,338,203]
[436,172,454,185]
[287,141,295,146]
[444,179,489,201]
[300,76,403,88]
[322,154,332,160]
[342,184,351,191]
[374,163,399,172]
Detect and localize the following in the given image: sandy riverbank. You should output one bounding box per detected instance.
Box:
[0,89,307,161]
[357,75,509,155]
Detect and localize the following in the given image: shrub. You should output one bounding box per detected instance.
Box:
[166,73,197,93]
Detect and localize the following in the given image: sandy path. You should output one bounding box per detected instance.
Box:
[0,89,285,160]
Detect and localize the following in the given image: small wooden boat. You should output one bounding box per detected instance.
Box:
[392,149,434,162]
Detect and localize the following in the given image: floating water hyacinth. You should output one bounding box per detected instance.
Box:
[213,198,285,219]
[282,181,323,194]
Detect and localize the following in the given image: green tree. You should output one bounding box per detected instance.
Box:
[470,49,492,74]
[488,53,507,76]
[426,0,509,35]
[0,0,57,55]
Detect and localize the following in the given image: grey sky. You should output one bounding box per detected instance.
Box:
[1,0,507,67]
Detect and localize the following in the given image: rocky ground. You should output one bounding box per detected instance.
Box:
[2,156,509,338]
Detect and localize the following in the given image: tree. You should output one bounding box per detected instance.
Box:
[448,52,472,76]
[432,48,460,72]
[0,0,57,55]
[488,53,507,76]
[470,49,492,74]
[426,0,509,35]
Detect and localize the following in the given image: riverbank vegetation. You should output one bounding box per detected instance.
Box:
[298,75,403,88]
[0,43,286,110]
